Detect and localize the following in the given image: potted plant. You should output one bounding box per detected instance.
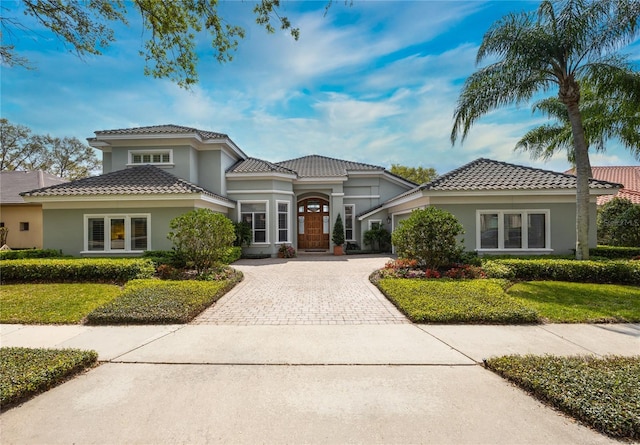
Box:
[332,213,345,256]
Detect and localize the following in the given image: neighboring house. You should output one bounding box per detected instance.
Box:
[20,125,620,257]
[360,158,620,255]
[565,166,640,205]
[0,170,67,248]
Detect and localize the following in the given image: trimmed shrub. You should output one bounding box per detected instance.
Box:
[0,249,63,261]
[168,209,236,275]
[482,258,640,285]
[0,258,155,284]
[220,246,242,264]
[1,347,98,410]
[590,246,640,259]
[487,355,640,440]
[598,198,640,247]
[85,274,242,324]
[391,207,464,269]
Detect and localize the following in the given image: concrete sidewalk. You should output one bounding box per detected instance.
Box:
[1,322,638,444]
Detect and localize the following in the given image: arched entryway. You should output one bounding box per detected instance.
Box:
[297,197,330,250]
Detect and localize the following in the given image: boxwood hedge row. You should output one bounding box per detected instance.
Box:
[482,258,640,285]
[590,246,640,259]
[0,258,156,284]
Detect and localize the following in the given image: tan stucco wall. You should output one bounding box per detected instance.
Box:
[0,204,43,249]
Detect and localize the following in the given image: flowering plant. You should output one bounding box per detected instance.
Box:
[278,244,296,258]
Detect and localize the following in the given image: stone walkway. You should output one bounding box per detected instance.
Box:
[194,254,409,325]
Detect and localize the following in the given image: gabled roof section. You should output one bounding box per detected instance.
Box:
[420,158,620,191]
[20,165,234,203]
[226,158,297,175]
[275,155,385,178]
[93,124,228,140]
[1,170,67,204]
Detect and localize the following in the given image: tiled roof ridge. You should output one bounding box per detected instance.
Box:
[94,124,229,140]
[20,165,233,202]
[227,157,298,175]
[422,157,622,190]
[276,154,385,171]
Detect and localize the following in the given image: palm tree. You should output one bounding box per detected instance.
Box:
[451,0,640,260]
[516,79,640,170]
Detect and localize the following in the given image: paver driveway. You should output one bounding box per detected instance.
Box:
[194,254,408,325]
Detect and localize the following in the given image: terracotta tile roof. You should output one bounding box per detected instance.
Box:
[275,155,385,177]
[20,165,233,203]
[565,166,640,205]
[93,124,228,140]
[0,171,67,204]
[420,158,620,191]
[227,158,297,175]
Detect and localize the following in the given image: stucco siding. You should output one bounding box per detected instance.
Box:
[0,205,43,249]
[43,207,196,256]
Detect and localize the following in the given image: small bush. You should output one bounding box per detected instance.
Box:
[0,258,155,284]
[443,264,486,279]
[486,355,640,440]
[482,258,640,285]
[1,347,98,410]
[374,277,538,324]
[220,246,242,264]
[86,273,242,324]
[0,249,63,261]
[391,207,464,269]
[598,198,640,247]
[590,246,640,259]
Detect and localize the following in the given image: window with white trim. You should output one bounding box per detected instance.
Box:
[129,150,172,165]
[277,201,290,243]
[477,210,550,250]
[344,205,355,241]
[369,220,382,230]
[240,202,268,244]
[85,214,150,252]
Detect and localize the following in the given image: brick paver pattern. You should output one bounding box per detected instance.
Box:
[194,255,409,325]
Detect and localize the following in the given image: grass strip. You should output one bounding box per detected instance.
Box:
[86,273,242,324]
[0,347,98,410]
[486,355,640,440]
[0,283,122,324]
[375,278,539,324]
[507,281,640,323]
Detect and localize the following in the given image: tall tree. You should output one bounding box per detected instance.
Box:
[516,78,640,168]
[451,0,640,260]
[0,118,43,171]
[0,119,100,179]
[390,164,438,185]
[0,0,317,88]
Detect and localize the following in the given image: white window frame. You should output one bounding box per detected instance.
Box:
[82,214,151,253]
[476,209,552,253]
[344,204,355,241]
[276,200,291,244]
[368,219,383,230]
[128,149,174,166]
[238,200,269,245]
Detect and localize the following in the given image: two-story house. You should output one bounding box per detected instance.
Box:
[21,124,620,257]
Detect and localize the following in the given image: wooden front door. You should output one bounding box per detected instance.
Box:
[297,198,330,250]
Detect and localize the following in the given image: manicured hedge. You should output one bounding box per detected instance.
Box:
[486,355,640,440]
[0,347,98,410]
[85,273,242,324]
[143,247,241,267]
[482,258,640,285]
[0,258,156,284]
[590,246,640,259]
[0,249,63,261]
[375,277,539,324]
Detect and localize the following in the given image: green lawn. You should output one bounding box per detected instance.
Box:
[486,355,640,440]
[0,283,122,324]
[376,278,539,324]
[507,281,640,323]
[0,347,98,410]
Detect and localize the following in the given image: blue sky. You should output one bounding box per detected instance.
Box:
[2,0,638,175]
